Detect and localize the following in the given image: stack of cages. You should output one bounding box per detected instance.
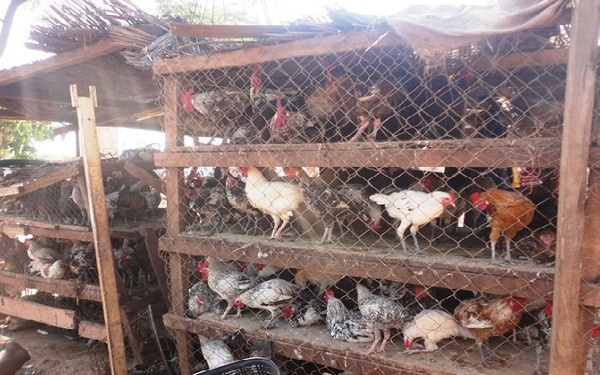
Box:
[156,18,600,375]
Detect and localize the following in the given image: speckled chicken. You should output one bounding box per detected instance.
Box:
[69,242,96,280]
[237,278,300,329]
[325,289,373,343]
[268,98,319,143]
[282,299,324,328]
[226,170,262,235]
[197,334,235,370]
[356,283,409,355]
[402,309,475,354]
[201,257,253,320]
[454,296,527,366]
[188,279,220,318]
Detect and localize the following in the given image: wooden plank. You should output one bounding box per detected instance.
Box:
[153,29,403,74]
[27,226,93,242]
[0,297,76,329]
[0,186,22,197]
[0,215,90,233]
[549,1,599,374]
[20,163,81,196]
[144,228,170,307]
[79,320,107,342]
[154,138,566,169]
[0,38,122,86]
[169,23,314,38]
[160,235,556,302]
[0,270,102,301]
[71,84,127,375]
[123,161,162,192]
[471,48,570,72]
[0,224,26,237]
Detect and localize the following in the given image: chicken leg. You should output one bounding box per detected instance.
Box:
[477,341,504,366]
[379,328,392,352]
[273,217,290,240]
[269,216,281,240]
[366,118,382,142]
[409,225,421,253]
[349,116,370,142]
[365,328,382,356]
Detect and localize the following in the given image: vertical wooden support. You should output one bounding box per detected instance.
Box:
[70,84,127,375]
[549,1,599,374]
[163,75,192,375]
[144,228,170,307]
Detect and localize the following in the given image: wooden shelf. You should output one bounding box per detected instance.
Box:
[164,312,544,375]
[78,320,107,342]
[0,270,102,302]
[0,296,77,330]
[153,138,600,169]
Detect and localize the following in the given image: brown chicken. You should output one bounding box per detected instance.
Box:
[515,228,556,264]
[470,189,535,262]
[454,296,527,366]
[0,234,27,272]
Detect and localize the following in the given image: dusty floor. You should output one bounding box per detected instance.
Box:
[5,325,104,375]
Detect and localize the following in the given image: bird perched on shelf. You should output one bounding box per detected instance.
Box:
[356,283,409,355]
[25,239,61,262]
[69,242,96,281]
[514,228,556,264]
[470,189,535,262]
[240,167,304,241]
[187,279,220,319]
[236,278,300,329]
[454,296,527,366]
[402,309,475,354]
[325,289,373,343]
[200,257,253,320]
[225,169,262,235]
[282,299,324,328]
[369,190,456,255]
[197,334,235,370]
[29,258,69,279]
[268,98,320,144]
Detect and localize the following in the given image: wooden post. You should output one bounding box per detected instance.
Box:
[144,228,170,307]
[549,1,599,374]
[70,84,127,375]
[163,75,193,375]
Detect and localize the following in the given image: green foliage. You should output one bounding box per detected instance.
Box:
[0,120,53,159]
[155,0,254,24]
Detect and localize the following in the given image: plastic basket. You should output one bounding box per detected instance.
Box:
[192,357,281,375]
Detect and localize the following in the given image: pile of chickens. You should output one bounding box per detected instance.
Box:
[187,256,564,371]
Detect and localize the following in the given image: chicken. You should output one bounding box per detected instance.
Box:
[197,335,235,370]
[0,234,27,272]
[130,181,161,215]
[115,186,147,220]
[70,184,89,226]
[454,296,527,366]
[348,82,406,142]
[30,259,69,279]
[333,183,383,236]
[25,239,61,262]
[186,174,233,235]
[188,280,220,318]
[113,239,139,287]
[241,167,304,240]
[515,228,556,264]
[236,278,300,329]
[305,61,349,121]
[511,300,552,375]
[470,189,535,261]
[201,257,253,320]
[69,242,96,280]
[295,269,344,297]
[180,88,250,134]
[268,98,319,143]
[225,170,262,235]
[402,309,475,354]
[356,283,409,355]
[324,288,373,342]
[370,190,456,254]
[282,299,324,328]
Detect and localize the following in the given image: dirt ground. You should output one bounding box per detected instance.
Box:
[5,325,104,375]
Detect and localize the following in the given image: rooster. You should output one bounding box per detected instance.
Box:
[269,98,320,144]
[402,309,475,354]
[187,280,220,319]
[236,278,300,329]
[201,257,253,320]
[454,296,527,366]
[470,189,535,261]
[225,170,262,235]
[240,167,304,240]
[356,283,409,355]
[69,242,96,281]
[370,190,456,254]
[325,288,373,343]
[30,259,69,279]
[197,334,235,370]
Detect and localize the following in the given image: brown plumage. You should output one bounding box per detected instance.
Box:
[454,297,527,366]
[515,228,556,263]
[116,187,147,220]
[470,189,535,261]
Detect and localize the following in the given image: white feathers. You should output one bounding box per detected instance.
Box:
[402,309,475,352]
[198,335,234,370]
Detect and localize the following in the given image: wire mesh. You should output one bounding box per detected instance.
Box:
[155,21,600,375]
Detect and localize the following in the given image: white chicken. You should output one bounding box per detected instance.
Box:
[402,309,475,354]
[357,283,409,355]
[25,239,61,262]
[201,257,253,320]
[198,335,235,370]
[30,259,68,279]
[369,190,455,254]
[240,167,304,240]
[237,278,300,329]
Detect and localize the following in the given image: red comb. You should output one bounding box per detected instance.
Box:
[544,300,553,317]
[251,64,262,89]
[592,325,599,339]
[469,192,480,203]
[179,88,195,112]
[282,304,293,320]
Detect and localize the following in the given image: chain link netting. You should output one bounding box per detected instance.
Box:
[155,22,598,375]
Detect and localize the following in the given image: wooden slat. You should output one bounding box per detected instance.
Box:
[0,215,90,232]
[0,186,22,196]
[154,138,567,169]
[21,163,81,196]
[153,29,403,74]
[160,235,556,302]
[71,84,127,375]
[0,38,122,86]
[144,228,170,307]
[169,23,314,38]
[0,270,102,301]
[0,297,76,329]
[471,48,570,72]
[549,1,599,374]
[123,161,162,192]
[79,320,107,342]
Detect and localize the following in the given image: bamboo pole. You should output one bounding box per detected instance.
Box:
[70,84,127,375]
[549,1,599,374]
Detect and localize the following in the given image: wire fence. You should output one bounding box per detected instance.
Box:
[155,19,600,375]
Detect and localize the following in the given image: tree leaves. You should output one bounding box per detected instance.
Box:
[0,120,52,159]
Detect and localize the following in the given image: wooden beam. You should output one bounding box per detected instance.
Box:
[471,48,570,72]
[0,270,101,301]
[153,29,403,74]
[71,84,127,375]
[0,215,90,233]
[549,1,599,374]
[169,23,315,38]
[144,228,170,307]
[154,139,565,169]
[0,297,76,329]
[123,161,162,192]
[20,163,80,196]
[79,321,107,342]
[0,38,122,86]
